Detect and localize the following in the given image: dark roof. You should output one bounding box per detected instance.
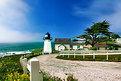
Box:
[94,42,108,47]
[43,32,51,40]
[45,32,50,35]
[72,39,78,41]
[71,43,83,45]
[54,38,71,44]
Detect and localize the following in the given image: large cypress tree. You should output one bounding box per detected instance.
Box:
[78,20,110,47]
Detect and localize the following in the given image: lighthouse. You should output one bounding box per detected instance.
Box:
[43,32,52,54]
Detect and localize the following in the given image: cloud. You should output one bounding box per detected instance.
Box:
[0,26,41,43]
[0,0,41,43]
[73,0,121,34]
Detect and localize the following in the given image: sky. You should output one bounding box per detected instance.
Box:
[0,0,121,43]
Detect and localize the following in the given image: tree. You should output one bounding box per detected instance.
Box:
[79,20,110,47]
[111,33,120,39]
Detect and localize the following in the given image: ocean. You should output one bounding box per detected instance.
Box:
[0,42,54,57]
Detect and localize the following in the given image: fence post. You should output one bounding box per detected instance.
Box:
[74,53,75,58]
[106,52,108,60]
[21,58,28,74]
[30,59,43,81]
[83,54,85,59]
[63,54,64,57]
[93,53,95,59]
[68,54,69,58]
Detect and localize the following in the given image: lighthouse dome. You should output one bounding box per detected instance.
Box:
[43,32,52,40]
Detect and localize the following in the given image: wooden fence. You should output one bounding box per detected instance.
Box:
[60,50,121,54]
[20,57,43,81]
[60,52,121,60]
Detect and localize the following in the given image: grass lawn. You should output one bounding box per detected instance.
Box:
[56,54,121,62]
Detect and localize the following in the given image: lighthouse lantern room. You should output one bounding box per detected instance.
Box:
[43,32,52,54]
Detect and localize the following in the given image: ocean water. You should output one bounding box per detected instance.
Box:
[0,42,54,53]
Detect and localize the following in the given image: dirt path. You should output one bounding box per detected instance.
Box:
[31,54,121,81]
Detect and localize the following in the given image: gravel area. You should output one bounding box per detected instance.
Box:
[31,54,121,81]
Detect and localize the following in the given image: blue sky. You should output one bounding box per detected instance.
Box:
[0,0,121,43]
[25,0,93,38]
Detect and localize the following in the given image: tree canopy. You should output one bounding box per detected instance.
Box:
[111,33,120,39]
[78,20,116,47]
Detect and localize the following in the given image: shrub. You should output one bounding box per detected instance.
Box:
[43,72,62,81]
[5,72,30,81]
[52,49,59,54]
[25,53,41,60]
[32,49,59,54]
[114,47,118,50]
[89,47,97,50]
[32,49,43,54]
[0,55,23,80]
[109,47,113,50]
[67,75,78,81]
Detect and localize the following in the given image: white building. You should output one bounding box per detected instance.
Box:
[43,32,52,53]
[116,38,121,44]
[54,38,85,51]
[71,43,84,50]
[54,38,71,51]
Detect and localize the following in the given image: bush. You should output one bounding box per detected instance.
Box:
[25,53,41,60]
[109,47,113,50]
[43,72,62,81]
[32,49,43,54]
[43,72,78,81]
[5,72,30,81]
[52,49,59,54]
[0,55,23,80]
[67,75,78,81]
[114,47,118,50]
[89,47,97,50]
[32,49,59,54]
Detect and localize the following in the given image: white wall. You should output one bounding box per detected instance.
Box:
[80,45,83,49]
[55,44,70,51]
[64,44,70,49]
[73,45,77,50]
[44,39,52,53]
[58,45,65,51]
[55,44,60,50]
[55,44,84,51]
[116,38,121,44]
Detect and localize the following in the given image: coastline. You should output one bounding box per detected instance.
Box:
[0,42,54,57]
[0,42,44,57]
[0,51,31,57]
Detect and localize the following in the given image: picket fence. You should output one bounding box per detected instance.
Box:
[60,52,121,60]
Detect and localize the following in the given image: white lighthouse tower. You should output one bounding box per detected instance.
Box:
[43,32,52,54]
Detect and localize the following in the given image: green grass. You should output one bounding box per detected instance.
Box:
[56,54,121,62]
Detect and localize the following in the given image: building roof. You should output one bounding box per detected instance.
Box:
[71,43,83,45]
[72,38,86,41]
[94,42,108,47]
[54,38,71,44]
